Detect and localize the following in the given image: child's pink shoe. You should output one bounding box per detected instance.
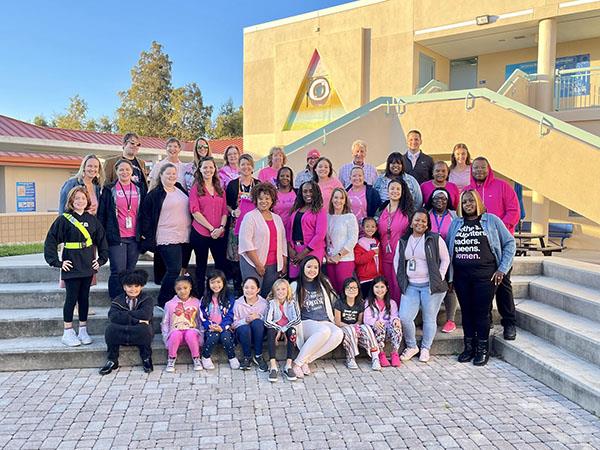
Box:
[442,320,456,333]
[378,352,391,367]
[390,351,402,367]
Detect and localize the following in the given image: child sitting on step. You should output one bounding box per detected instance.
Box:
[161,276,204,372]
[99,270,154,375]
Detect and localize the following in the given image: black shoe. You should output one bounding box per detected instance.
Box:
[142,357,154,373]
[268,368,278,382]
[253,355,268,372]
[503,324,517,340]
[457,337,475,363]
[99,360,118,375]
[284,366,297,381]
[473,339,490,366]
[240,356,252,370]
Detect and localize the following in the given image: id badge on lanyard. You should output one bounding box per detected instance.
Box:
[407,259,416,272]
[125,216,133,229]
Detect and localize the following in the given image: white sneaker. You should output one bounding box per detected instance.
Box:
[419,348,430,363]
[400,346,419,361]
[61,329,81,347]
[202,357,215,370]
[77,328,92,345]
[192,357,203,371]
[165,357,176,372]
[346,358,359,369]
[229,357,240,370]
[371,355,382,371]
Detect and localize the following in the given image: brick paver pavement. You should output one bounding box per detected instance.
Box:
[0,357,599,449]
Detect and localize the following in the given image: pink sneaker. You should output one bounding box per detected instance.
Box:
[292,364,305,379]
[442,320,457,333]
[301,363,311,376]
[378,352,391,367]
[390,352,402,367]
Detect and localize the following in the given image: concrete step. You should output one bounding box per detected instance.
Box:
[516,299,600,366]
[0,282,161,309]
[542,258,600,291]
[529,276,600,323]
[0,329,464,372]
[494,329,600,417]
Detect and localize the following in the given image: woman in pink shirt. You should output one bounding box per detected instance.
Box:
[218,145,240,190]
[258,146,286,186]
[287,181,327,279]
[448,143,472,193]
[238,183,288,297]
[346,166,382,227]
[313,157,343,207]
[376,178,413,304]
[273,167,297,230]
[189,157,229,297]
[420,161,460,209]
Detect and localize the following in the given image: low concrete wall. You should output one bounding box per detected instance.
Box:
[0,212,57,244]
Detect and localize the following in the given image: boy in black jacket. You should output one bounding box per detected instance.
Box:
[99,270,154,375]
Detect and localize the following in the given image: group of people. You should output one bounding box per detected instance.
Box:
[44,129,518,380]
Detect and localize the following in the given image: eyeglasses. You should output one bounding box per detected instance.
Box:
[345,286,359,291]
[128,141,141,147]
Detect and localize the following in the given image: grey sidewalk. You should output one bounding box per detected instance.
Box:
[0,357,598,449]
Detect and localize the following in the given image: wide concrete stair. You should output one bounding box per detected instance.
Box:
[493,257,600,416]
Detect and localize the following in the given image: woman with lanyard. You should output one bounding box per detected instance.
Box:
[45,186,108,347]
[346,166,381,227]
[183,137,212,192]
[141,163,191,308]
[286,180,327,280]
[375,178,414,304]
[394,208,450,363]
[218,144,240,190]
[427,187,458,333]
[98,159,145,299]
[226,153,259,294]
[58,154,104,215]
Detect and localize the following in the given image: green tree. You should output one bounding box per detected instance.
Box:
[32,115,49,127]
[169,82,213,140]
[97,116,115,133]
[116,41,173,137]
[53,94,88,130]
[212,99,243,138]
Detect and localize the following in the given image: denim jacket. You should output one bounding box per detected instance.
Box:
[445,213,516,281]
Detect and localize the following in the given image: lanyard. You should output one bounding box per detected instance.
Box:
[433,210,449,232]
[408,235,424,258]
[238,179,254,202]
[118,181,134,212]
[386,203,399,245]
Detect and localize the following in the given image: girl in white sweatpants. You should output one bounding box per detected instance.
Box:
[290,256,343,379]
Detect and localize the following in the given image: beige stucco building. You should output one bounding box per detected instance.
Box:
[243,0,600,251]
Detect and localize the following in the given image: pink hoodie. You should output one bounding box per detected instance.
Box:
[468,162,521,234]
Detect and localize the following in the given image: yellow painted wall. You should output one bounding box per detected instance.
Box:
[2,166,74,213]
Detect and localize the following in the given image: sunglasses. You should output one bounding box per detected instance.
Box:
[198,145,209,150]
[128,141,141,147]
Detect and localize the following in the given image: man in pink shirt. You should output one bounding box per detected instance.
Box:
[469,157,520,341]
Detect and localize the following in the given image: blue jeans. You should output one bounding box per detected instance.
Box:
[108,238,140,299]
[156,244,183,307]
[399,283,446,350]
[236,319,265,358]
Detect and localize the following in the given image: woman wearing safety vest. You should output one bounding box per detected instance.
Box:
[44,186,109,347]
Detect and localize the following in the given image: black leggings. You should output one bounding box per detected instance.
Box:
[63,276,93,322]
[454,270,497,340]
[189,228,227,297]
[267,327,297,360]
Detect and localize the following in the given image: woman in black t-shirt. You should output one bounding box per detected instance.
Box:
[334,277,381,371]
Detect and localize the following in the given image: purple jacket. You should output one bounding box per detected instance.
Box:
[468,163,520,234]
[286,208,327,259]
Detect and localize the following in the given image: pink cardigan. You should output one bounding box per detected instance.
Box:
[286,208,327,259]
[238,208,288,271]
[363,300,399,327]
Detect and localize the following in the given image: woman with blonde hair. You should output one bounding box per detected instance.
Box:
[258,146,286,186]
[58,154,105,215]
[448,143,472,192]
[218,144,241,189]
[183,137,212,192]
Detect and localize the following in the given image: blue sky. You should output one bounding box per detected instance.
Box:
[1,0,351,123]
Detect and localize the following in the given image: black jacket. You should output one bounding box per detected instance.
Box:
[44,211,109,280]
[346,184,382,218]
[139,182,187,252]
[225,177,260,211]
[396,231,448,294]
[98,181,145,246]
[108,291,154,326]
[401,152,434,185]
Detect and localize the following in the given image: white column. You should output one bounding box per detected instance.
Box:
[535,18,557,113]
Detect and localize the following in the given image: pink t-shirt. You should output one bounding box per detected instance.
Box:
[258,167,279,186]
[377,206,409,264]
[449,166,471,193]
[273,190,296,229]
[421,180,460,210]
[348,186,367,225]
[189,182,228,237]
[318,177,343,208]
[209,297,223,325]
[156,189,191,245]
[87,184,98,216]
[265,219,278,265]
[429,210,452,240]
[115,182,140,238]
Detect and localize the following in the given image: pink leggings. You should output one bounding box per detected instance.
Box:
[167,329,202,358]
[326,261,356,293]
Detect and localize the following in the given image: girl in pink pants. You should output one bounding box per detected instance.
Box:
[161,276,204,372]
